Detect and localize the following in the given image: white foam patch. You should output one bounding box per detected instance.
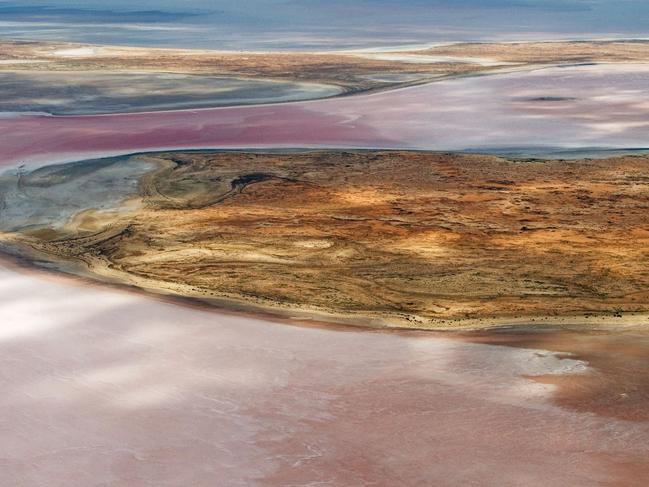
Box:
[52,47,99,58]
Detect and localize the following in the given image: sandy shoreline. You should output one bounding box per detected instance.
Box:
[2,246,648,334]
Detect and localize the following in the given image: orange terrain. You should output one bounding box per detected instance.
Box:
[3,150,648,328]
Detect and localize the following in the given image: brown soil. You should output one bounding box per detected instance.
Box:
[8,150,649,328]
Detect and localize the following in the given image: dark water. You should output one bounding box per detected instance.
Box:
[1,1,649,50]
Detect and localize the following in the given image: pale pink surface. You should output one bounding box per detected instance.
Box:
[3,64,649,168]
[1,262,649,486]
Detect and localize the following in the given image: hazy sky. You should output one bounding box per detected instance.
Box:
[1,1,648,49]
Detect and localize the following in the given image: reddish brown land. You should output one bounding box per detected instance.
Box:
[4,150,649,328]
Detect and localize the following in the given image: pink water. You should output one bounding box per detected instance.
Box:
[1,261,648,486]
[3,64,649,168]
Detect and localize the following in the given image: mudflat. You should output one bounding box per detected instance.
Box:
[3,150,649,328]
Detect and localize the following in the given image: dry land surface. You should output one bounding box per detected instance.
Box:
[2,150,649,328]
